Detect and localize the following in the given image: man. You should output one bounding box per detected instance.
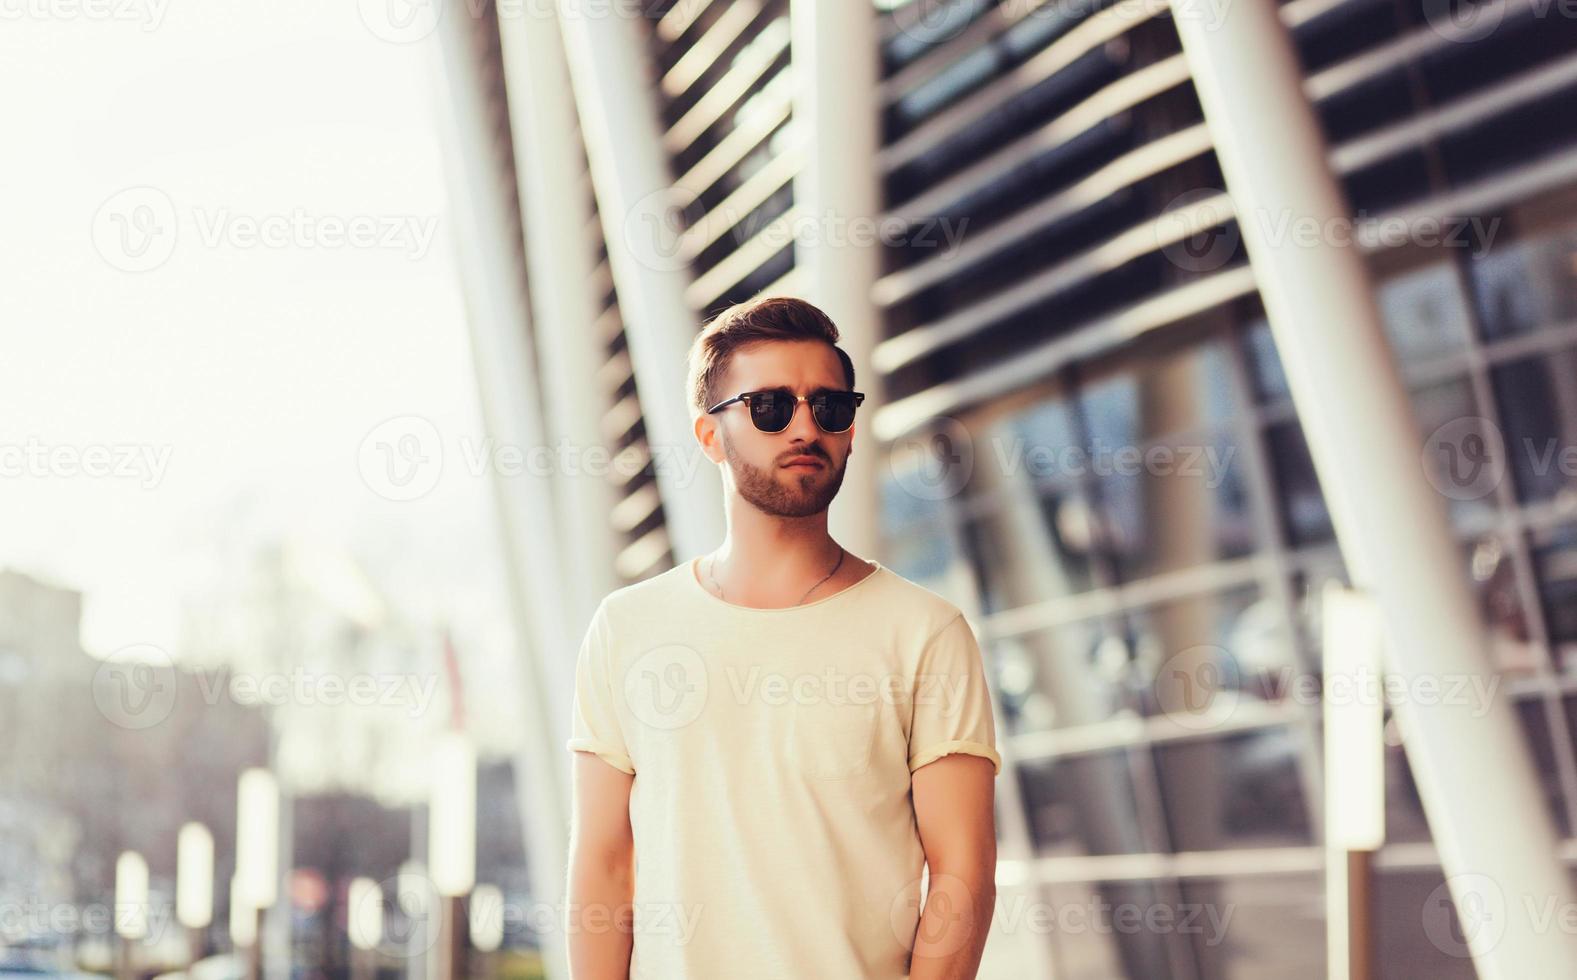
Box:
[564,296,1000,979]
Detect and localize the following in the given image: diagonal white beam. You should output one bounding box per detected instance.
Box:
[430,11,574,980]
[497,5,623,633]
[556,0,725,563]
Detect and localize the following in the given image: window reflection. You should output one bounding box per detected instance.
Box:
[1128,588,1291,720]
[1465,534,1542,679]
[1532,523,1577,673]
[1411,375,1501,530]
[1017,751,1155,857]
[990,619,1121,735]
[1467,229,1577,339]
[1244,318,1289,406]
[1266,420,1335,547]
[960,488,1099,614]
[1043,879,1183,980]
[1177,875,1325,980]
[1490,345,1577,506]
[1378,260,1475,364]
[1091,427,1255,583]
[1152,727,1314,852]
[1374,871,1482,979]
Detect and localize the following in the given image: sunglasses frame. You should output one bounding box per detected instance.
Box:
[705,387,866,433]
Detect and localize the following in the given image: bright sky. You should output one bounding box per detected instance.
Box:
[0,1,508,668]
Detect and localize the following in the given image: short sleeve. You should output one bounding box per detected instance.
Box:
[908,612,1001,776]
[565,600,636,775]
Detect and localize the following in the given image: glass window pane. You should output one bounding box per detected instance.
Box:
[1017,751,1156,857]
[1130,588,1296,724]
[1092,428,1257,583]
[1411,375,1503,529]
[991,618,1125,735]
[1178,875,1325,980]
[960,485,1100,614]
[1374,870,1480,979]
[1489,345,1577,505]
[1265,421,1334,548]
[1467,229,1577,340]
[1152,727,1315,852]
[1044,879,1184,979]
[1466,534,1544,680]
[1377,260,1474,365]
[1514,696,1571,837]
[1079,340,1238,448]
[1533,522,1577,672]
[1244,317,1290,406]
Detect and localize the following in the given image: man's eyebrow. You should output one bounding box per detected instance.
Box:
[749,384,845,394]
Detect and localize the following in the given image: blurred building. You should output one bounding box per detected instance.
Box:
[431,1,1577,977]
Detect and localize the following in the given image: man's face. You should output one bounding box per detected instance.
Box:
[699,339,854,519]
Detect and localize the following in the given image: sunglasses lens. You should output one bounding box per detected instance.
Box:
[812,393,857,432]
[749,391,794,432]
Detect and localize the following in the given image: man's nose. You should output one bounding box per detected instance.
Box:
[785,397,821,441]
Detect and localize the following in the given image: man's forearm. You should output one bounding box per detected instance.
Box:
[565,850,635,979]
[908,868,995,980]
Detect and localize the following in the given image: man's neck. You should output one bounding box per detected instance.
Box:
[707,503,853,606]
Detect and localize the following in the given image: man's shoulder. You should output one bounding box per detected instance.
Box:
[597,561,694,620]
[864,564,972,634]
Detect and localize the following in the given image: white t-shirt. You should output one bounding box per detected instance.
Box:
[566,557,1001,978]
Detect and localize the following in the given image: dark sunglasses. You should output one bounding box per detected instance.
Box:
[706,387,866,433]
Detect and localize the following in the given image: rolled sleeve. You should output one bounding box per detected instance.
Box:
[565,599,636,775]
[908,612,1001,776]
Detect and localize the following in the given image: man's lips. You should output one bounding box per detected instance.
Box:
[782,456,825,469]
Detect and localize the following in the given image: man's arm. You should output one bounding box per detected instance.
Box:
[566,752,635,979]
[909,753,997,980]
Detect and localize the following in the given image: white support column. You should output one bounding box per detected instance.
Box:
[791,0,884,558]
[431,14,572,980]
[497,5,623,629]
[1171,1,1577,976]
[556,0,725,562]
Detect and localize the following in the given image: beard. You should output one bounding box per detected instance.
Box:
[721,431,847,518]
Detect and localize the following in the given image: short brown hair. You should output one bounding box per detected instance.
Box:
[686,296,856,416]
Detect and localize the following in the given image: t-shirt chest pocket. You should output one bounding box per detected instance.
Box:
[788,698,879,780]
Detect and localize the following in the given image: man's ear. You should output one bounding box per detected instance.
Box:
[695,411,724,464]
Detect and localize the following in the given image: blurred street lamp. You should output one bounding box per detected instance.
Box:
[236,768,279,980]
[428,733,476,980]
[469,883,504,979]
[177,822,215,965]
[114,850,148,980]
[1323,582,1385,980]
[229,876,256,949]
[347,876,382,980]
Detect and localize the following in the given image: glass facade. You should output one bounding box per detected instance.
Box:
[608,0,1577,973]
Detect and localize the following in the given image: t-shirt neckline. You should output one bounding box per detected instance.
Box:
[688,555,885,613]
